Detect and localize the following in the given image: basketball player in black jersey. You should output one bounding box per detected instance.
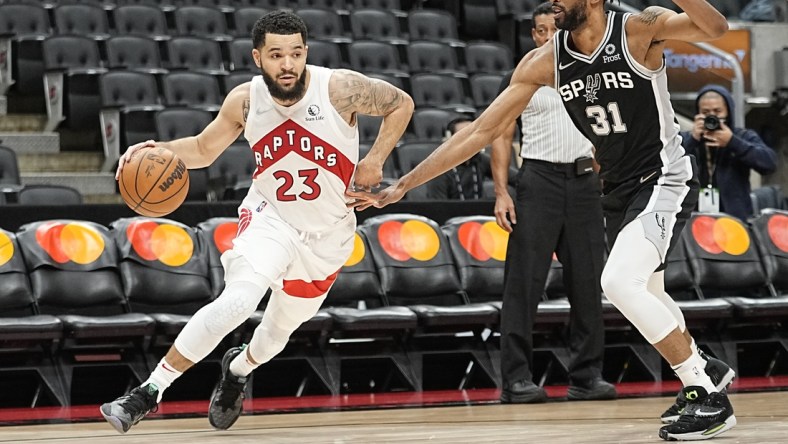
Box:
[348,0,735,440]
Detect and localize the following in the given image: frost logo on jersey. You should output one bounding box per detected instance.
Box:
[584,73,601,103]
[251,119,355,188]
[559,72,634,102]
[603,43,621,63]
[306,104,324,122]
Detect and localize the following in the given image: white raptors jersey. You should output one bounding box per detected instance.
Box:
[244,65,359,232]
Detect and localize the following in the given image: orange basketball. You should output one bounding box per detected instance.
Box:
[118,147,189,217]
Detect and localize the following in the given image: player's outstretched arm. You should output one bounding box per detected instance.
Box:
[115,84,247,179]
[347,46,552,210]
[635,1,727,44]
[329,70,414,190]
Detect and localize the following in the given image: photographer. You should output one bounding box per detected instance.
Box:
[681,84,778,221]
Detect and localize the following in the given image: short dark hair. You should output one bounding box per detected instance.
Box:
[532,1,554,27]
[252,11,308,49]
[446,116,473,135]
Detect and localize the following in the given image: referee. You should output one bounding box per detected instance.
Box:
[490,2,615,404]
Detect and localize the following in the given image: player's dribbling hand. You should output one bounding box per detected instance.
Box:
[115,140,157,180]
[346,182,406,211]
[353,156,383,191]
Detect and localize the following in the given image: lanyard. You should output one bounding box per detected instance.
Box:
[705,145,716,187]
[451,164,480,200]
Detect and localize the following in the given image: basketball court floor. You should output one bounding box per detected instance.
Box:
[1,383,786,443]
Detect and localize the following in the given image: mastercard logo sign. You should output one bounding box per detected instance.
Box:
[344,232,366,267]
[691,216,750,255]
[457,221,508,261]
[126,220,193,267]
[378,220,440,262]
[0,231,14,267]
[35,221,105,265]
[212,222,238,255]
[767,214,788,253]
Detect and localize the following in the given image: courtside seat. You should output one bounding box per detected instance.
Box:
[323,229,419,392]
[683,212,776,369]
[441,216,505,306]
[726,209,788,320]
[111,217,213,345]
[16,220,155,404]
[195,217,238,298]
[361,214,498,389]
[362,214,498,327]
[0,228,66,407]
[665,231,734,323]
[684,212,770,297]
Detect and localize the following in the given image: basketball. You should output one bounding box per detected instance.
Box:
[118,147,189,217]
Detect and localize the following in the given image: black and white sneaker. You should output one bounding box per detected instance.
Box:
[208,346,249,430]
[659,386,736,441]
[661,353,735,424]
[100,384,159,434]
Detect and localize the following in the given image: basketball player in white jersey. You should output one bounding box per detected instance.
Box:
[101,11,413,434]
[349,0,737,440]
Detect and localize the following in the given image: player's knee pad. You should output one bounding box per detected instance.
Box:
[203,281,266,336]
[175,276,269,363]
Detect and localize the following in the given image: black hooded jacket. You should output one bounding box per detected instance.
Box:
[680,84,778,221]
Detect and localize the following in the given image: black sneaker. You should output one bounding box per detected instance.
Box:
[567,377,617,401]
[500,380,547,404]
[100,384,159,434]
[208,346,249,430]
[661,353,735,424]
[658,386,736,441]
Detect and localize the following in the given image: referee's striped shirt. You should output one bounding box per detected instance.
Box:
[499,72,592,164]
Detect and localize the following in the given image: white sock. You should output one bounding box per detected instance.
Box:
[672,351,716,393]
[689,337,700,357]
[229,347,258,378]
[143,358,183,402]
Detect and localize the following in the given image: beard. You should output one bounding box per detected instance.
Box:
[555,3,588,31]
[261,68,307,102]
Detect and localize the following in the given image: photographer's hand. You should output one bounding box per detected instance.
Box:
[703,122,733,148]
[691,114,706,141]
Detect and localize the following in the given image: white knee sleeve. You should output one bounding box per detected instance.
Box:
[601,221,679,344]
[174,254,271,363]
[246,291,326,365]
[648,271,686,333]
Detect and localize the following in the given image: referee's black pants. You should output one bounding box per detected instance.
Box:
[500,159,606,389]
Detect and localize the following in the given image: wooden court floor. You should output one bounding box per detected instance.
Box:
[1,392,786,443]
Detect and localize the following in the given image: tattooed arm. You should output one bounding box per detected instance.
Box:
[329,70,414,189]
[629,3,727,45]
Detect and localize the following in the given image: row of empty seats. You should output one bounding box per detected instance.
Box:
[0,3,466,44]
[1,210,787,405]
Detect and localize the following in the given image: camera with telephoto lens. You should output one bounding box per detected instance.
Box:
[703,114,721,131]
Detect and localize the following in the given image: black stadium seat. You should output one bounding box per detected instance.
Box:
[52,4,110,40]
[111,217,214,354]
[361,214,499,389]
[16,220,155,405]
[17,185,83,206]
[105,36,167,74]
[321,230,419,393]
[113,5,169,40]
[0,228,65,407]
